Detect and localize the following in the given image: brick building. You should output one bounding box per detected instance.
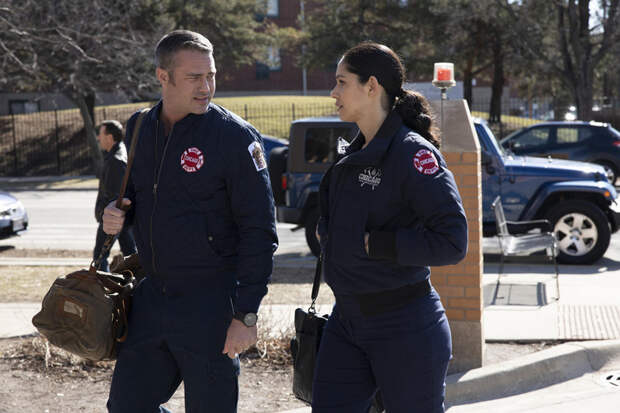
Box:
[217,0,334,95]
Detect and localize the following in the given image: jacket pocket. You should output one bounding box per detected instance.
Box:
[205,214,239,257]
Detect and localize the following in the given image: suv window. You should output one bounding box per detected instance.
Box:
[513,127,551,149]
[556,126,594,144]
[304,127,355,163]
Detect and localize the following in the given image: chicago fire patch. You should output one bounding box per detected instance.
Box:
[413,149,439,175]
[248,141,267,171]
[180,147,204,173]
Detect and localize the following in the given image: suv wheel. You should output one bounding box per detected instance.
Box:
[545,200,611,264]
[304,208,321,257]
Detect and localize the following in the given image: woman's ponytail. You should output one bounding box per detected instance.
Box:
[394,90,441,150]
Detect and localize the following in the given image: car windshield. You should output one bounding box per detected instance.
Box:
[609,125,620,139]
[478,122,508,156]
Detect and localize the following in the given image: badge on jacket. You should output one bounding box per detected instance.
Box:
[248,141,267,171]
[413,149,439,175]
[180,147,204,173]
[359,167,382,190]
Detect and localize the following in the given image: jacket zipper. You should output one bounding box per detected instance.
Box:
[150,120,174,275]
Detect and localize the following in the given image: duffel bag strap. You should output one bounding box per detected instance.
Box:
[92,108,149,271]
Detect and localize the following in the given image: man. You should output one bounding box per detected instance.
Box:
[103,30,278,412]
[93,120,137,271]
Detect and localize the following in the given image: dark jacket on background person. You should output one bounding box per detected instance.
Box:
[123,101,278,314]
[317,110,468,296]
[95,142,127,222]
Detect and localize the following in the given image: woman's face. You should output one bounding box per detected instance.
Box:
[330,60,371,123]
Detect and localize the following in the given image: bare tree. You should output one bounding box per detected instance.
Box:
[0,0,276,175]
[0,0,166,174]
[498,0,620,121]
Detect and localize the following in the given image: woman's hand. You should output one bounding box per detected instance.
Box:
[364,232,370,254]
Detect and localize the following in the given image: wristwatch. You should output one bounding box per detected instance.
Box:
[233,311,258,327]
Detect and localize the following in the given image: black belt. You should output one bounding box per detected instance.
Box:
[355,279,432,317]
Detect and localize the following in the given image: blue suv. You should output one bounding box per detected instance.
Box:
[500,121,620,184]
[268,117,620,264]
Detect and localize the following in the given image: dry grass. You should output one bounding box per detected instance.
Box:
[0,266,81,302]
[0,264,335,304]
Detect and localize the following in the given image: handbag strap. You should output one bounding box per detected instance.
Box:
[308,253,323,313]
[92,108,149,272]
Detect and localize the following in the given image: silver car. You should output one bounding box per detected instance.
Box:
[0,191,28,238]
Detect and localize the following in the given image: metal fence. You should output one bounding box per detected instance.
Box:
[2,97,617,177]
[0,102,337,177]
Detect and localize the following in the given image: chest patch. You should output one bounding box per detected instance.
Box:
[180,147,204,173]
[248,141,267,171]
[413,149,439,175]
[358,167,382,190]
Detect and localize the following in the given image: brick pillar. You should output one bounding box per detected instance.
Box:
[430,99,483,374]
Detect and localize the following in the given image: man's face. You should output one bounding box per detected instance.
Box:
[96,126,115,152]
[158,49,216,121]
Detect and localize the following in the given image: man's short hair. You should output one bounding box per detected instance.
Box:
[154,30,213,72]
[99,120,123,143]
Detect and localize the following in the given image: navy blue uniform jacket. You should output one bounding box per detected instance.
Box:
[124,102,278,313]
[95,142,127,223]
[317,111,468,295]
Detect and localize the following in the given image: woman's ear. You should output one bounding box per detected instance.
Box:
[367,76,381,97]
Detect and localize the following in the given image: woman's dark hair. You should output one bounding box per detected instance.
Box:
[341,42,441,149]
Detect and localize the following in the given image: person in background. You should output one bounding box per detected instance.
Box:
[313,42,468,413]
[93,120,137,271]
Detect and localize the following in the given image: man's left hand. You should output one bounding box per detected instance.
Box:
[222,319,258,359]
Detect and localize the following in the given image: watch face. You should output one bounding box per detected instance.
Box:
[243,313,258,326]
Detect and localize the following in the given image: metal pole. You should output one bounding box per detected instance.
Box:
[440,88,447,140]
[55,110,61,174]
[300,0,308,96]
[11,114,17,175]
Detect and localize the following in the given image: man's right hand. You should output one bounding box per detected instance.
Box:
[102,198,131,235]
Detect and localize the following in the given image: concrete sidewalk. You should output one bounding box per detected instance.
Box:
[278,340,620,413]
[2,256,620,411]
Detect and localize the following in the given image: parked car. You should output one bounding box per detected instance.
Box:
[499,121,620,184]
[0,191,28,238]
[269,116,620,265]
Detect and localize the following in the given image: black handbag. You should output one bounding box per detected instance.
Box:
[290,255,385,412]
[290,254,328,404]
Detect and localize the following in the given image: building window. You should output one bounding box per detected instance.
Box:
[255,46,281,79]
[267,0,278,17]
[256,0,278,20]
[9,100,39,115]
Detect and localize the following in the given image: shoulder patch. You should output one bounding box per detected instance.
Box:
[248,141,267,171]
[413,149,439,175]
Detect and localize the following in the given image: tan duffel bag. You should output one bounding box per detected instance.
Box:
[32,266,135,360]
[32,109,148,361]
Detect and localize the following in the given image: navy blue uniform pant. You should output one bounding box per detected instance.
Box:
[312,288,452,413]
[107,276,239,413]
[93,222,137,272]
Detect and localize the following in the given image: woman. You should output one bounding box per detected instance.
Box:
[312,42,468,413]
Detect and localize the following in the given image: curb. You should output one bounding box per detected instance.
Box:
[277,340,620,413]
[445,339,620,405]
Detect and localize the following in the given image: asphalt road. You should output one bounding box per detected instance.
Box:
[2,189,620,263]
[0,190,311,255]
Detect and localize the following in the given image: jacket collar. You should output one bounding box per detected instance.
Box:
[149,100,204,137]
[338,110,403,166]
[104,142,121,160]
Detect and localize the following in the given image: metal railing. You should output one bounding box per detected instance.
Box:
[1,97,617,177]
